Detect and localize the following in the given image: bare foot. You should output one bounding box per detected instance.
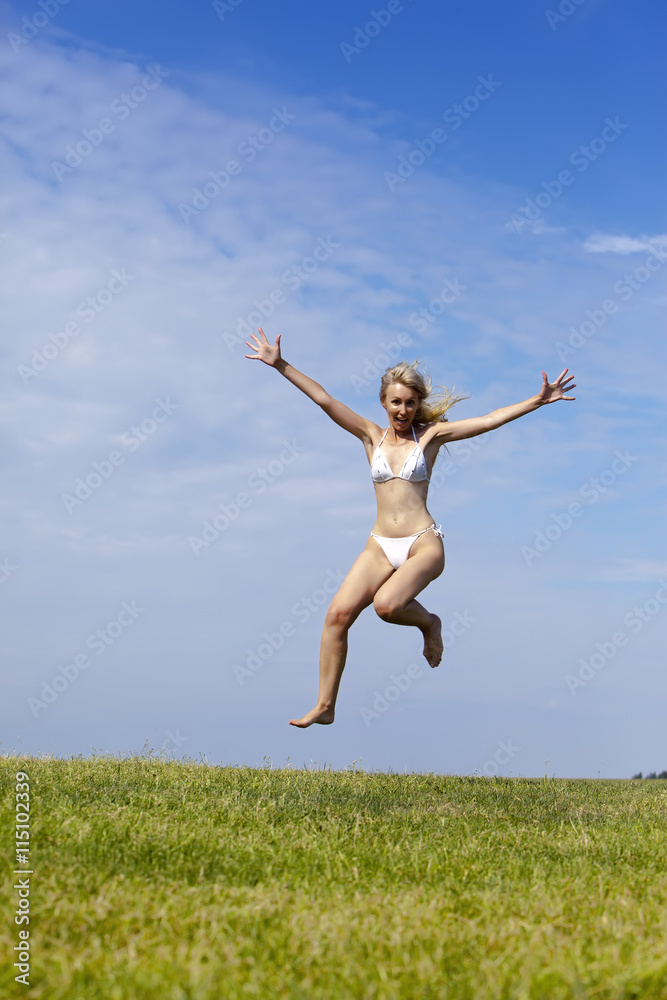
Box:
[289,705,335,728]
[422,614,443,668]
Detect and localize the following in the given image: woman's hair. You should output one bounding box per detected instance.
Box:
[379,359,467,423]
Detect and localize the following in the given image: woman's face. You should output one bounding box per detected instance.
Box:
[382,382,420,431]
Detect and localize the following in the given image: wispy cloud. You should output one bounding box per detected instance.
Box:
[594,559,667,582]
[582,233,667,254]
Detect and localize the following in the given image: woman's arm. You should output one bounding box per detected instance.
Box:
[245,328,378,443]
[432,369,576,443]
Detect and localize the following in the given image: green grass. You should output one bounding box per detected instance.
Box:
[2,752,667,999]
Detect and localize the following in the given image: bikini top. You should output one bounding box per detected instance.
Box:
[371,425,430,484]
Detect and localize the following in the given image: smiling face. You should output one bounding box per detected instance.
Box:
[381,382,421,433]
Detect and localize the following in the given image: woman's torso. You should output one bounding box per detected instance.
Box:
[364,422,441,536]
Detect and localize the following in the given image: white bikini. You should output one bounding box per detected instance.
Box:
[369,426,444,569]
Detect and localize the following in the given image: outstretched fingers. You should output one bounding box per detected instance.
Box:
[560,369,576,399]
[244,327,277,360]
[244,332,261,359]
[244,327,282,364]
[543,368,576,400]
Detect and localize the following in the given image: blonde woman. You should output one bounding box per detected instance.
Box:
[245,328,576,727]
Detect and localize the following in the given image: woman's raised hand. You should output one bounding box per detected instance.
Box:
[538,368,576,404]
[245,327,282,366]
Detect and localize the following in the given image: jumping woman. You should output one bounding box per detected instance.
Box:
[245,328,576,728]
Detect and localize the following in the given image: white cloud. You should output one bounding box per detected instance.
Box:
[582,233,667,254]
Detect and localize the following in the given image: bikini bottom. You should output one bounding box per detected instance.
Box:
[369,523,444,571]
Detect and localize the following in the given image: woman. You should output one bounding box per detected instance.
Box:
[245,328,576,728]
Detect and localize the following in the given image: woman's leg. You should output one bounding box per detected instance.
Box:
[373,532,445,668]
[289,541,394,727]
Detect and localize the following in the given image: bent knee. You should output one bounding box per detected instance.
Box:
[373,598,399,622]
[325,604,358,630]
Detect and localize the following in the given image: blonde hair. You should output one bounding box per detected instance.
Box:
[379,359,467,423]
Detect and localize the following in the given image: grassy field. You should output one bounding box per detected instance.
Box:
[2,753,667,999]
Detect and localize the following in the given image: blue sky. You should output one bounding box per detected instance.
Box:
[1,0,665,777]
